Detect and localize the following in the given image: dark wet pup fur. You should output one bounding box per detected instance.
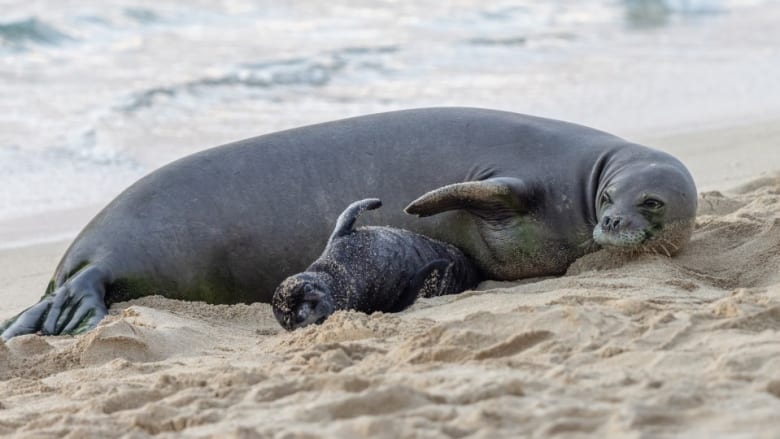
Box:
[272,199,482,331]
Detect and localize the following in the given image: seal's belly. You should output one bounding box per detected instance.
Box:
[441,213,589,280]
[489,218,570,279]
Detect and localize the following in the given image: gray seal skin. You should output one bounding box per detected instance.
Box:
[1,107,697,340]
[272,198,482,331]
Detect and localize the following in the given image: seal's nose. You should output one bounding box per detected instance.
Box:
[602,215,623,232]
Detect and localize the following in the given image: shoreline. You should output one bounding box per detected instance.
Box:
[0,204,101,251]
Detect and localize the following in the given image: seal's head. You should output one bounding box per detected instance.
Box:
[272,274,335,331]
[593,160,697,256]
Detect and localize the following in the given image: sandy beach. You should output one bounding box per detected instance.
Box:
[3,0,780,437]
[1,118,778,438]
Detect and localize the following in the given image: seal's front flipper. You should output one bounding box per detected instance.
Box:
[328,198,383,244]
[0,300,52,341]
[1,265,110,340]
[389,259,451,312]
[404,177,533,218]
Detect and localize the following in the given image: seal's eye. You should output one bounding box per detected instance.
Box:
[641,198,664,209]
[600,192,612,206]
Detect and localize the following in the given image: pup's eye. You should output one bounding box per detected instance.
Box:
[600,192,612,206]
[296,301,314,322]
[641,198,664,209]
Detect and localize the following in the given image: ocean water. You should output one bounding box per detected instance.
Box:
[1,0,779,226]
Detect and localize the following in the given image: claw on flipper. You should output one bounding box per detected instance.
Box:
[1,265,109,340]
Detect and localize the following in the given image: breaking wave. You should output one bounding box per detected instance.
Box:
[119,46,399,112]
[0,18,72,49]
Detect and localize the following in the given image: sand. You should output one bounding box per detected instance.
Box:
[1,122,780,438]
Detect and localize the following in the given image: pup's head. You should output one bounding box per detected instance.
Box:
[272,273,335,331]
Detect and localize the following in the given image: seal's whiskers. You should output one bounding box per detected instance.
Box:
[662,238,680,251]
[644,244,659,256]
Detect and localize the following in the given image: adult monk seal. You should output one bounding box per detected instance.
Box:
[273,198,481,331]
[1,107,697,339]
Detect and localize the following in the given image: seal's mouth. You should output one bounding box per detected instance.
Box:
[592,202,662,250]
[274,299,334,331]
[276,296,335,331]
[592,224,651,248]
[592,209,655,248]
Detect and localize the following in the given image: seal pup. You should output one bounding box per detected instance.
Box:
[2,107,697,339]
[272,198,481,331]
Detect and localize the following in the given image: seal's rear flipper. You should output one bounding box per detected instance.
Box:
[389,259,451,312]
[328,198,383,244]
[404,177,533,217]
[1,265,110,340]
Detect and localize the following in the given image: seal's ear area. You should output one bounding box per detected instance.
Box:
[389,259,451,312]
[329,198,383,243]
[404,177,532,217]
